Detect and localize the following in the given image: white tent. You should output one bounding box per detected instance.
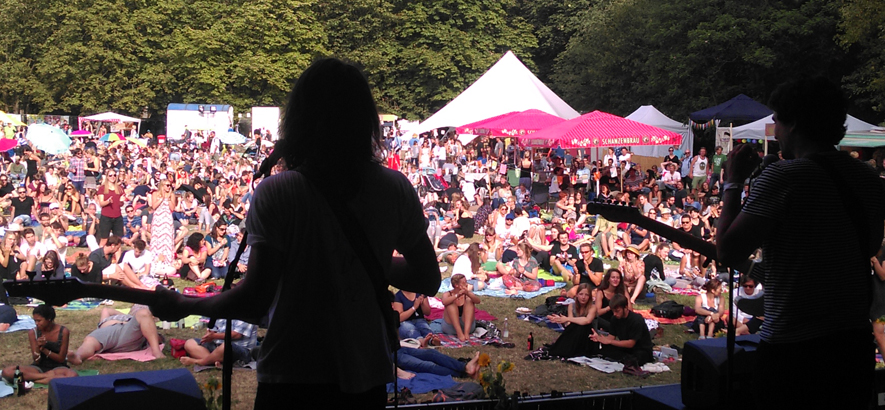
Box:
[624,105,691,157]
[79,112,142,134]
[732,114,877,142]
[413,51,579,136]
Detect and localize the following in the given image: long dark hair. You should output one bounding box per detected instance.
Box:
[598,268,626,296]
[256,58,383,182]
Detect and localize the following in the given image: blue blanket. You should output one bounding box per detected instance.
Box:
[0,315,35,333]
[437,277,565,299]
[517,313,565,333]
[386,373,457,394]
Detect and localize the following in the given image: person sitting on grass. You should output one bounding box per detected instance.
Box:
[441,274,481,342]
[567,243,604,298]
[67,304,165,364]
[549,231,579,284]
[547,283,598,358]
[732,275,764,336]
[177,232,211,282]
[121,239,157,290]
[617,246,647,304]
[589,293,654,366]
[1,305,77,384]
[502,242,541,292]
[179,318,258,367]
[693,278,727,340]
[393,290,434,341]
[451,243,488,291]
[595,269,631,329]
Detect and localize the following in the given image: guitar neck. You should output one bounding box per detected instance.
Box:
[3,278,162,307]
[635,217,717,261]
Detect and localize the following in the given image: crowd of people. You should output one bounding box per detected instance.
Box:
[0,122,272,384]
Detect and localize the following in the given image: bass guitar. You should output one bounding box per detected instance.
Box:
[1,277,198,306]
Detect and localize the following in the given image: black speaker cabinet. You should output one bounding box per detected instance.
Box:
[48,368,205,410]
[681,334,760,409]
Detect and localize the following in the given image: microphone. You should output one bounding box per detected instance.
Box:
[749,154,779,180]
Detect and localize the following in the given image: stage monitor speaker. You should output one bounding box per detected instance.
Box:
[681,334,760,409]
[48,368,205,410]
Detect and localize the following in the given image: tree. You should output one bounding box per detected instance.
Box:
[553,0,852,121]
[839,0,885,117]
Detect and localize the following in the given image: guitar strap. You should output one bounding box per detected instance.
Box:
[298,168,402,405]
[806,154,871,261]
[211,230,249,410]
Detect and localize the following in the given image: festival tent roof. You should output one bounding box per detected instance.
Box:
[521,110,682,149]
[455,109,567,138]
[839,129,885,148]
[80,112,141,123]
[689,94,772,124]
[624,105,692,157]
[732,114,879,142]
[412,51,579,136]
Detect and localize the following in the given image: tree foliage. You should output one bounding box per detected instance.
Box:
[552,0,850,121]
[0,0,881,126]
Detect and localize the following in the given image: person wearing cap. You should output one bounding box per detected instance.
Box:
[495,212,516,243]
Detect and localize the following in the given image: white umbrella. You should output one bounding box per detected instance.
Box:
[26,124,72,155]
[219,131,247,145]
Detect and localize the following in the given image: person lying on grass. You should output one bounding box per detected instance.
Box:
[396,342,481,381]
[441,274,481,342]
[179,319,258,367]
[68,305,165,364]
[1,304,77,384]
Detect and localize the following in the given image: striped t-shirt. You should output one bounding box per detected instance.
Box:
[742,151,885,343]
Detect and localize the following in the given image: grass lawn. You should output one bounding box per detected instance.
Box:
[0,246,699,409]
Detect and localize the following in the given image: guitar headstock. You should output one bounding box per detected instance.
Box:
[586,200,645,225]
[3,278,89,306]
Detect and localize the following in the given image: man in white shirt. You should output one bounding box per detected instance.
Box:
[617,147,632,171]
[658,163,682,193]
[122,238,154,279]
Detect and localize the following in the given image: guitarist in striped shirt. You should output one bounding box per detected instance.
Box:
[717,78,885,409]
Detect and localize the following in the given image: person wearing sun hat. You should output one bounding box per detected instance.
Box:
[618,245,646,304]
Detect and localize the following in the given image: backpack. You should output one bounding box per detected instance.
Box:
[651,301,684,319]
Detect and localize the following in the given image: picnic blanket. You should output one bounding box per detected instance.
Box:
[91,344,165,362]
[31,369,100,389]
[427,319,504,348]
[58,299,102,311]
[386,373,457,395]
[0,315,35,333]
[536,270,566,282]
[636,308,696,325]
[516,314,564,333]
[437,277,565,300]
[426,303,497,322]
[432,331,487,348]
[669,288,700,296]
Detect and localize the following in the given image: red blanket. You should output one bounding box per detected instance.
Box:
[636,309,696,325]
[426,307,497,322]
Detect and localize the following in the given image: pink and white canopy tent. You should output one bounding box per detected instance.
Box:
[520,110,682,149]
[456,109,567,140]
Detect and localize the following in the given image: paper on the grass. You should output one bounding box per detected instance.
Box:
[567,356,625,373]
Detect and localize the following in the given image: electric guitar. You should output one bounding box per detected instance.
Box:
[587,200,718,261]
[2,277,198,306]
